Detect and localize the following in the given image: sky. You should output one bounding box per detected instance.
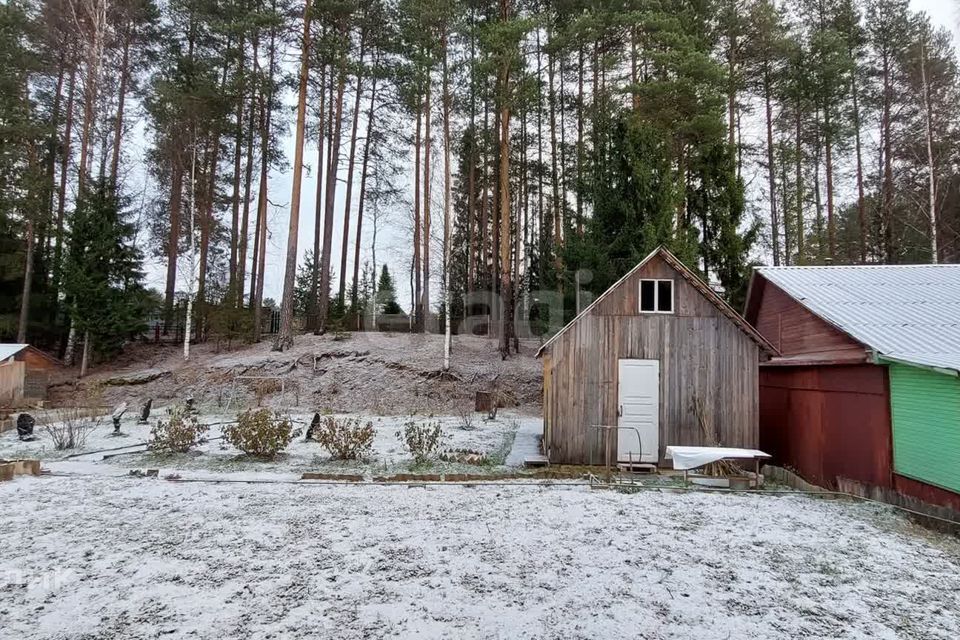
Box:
[138,0,960,309]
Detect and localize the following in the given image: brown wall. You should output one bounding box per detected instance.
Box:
[759,364,893,489]
[16,347,59,372]
[749,279,866,361]
[543,255,761,464]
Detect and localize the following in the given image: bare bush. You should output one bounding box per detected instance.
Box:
[396,420,448,464]
[314,416,375,460]
[224,409,296,458]
[457,408,476,431]
[150,407,209,453]
[43,409,100,450]
[252,379,283,407]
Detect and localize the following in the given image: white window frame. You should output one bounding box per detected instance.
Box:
[639,279,674,314]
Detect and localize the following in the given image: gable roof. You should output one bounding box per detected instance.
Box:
[0,344,28,361]
[536,246,778,357]
[0,344,61,366]
[751,264,960,374]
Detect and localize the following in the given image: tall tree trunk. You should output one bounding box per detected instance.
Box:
[534,25,544,294]
[497,0,513,357]
[780,139,792,265]
[109,18,132,186]
[548,37,562,278]
[76,55,99,194]
[352,61,378,311]
[228,38,246,299]
[317,60,347,334]
[252,16,277,342]
[575,46,584,232]
[422,68,432,332]
[920,36,938,263]
[17,219,35,344]
[795,105,805,263]
[812,108,823,259]
[52,62,76,310]
[851,62,867,263]
[413,103,422,330]
[442,32,452,369]
[309,64,328,331]
[79,331,91,378]
[184,135,199,361]
[479,103,489,294]
[727,28,737,154]
[764,66,780,266]
[274,2,312,351]
[164,156,183,331]
[237,46,258,308]
[40,55,66,273]
[338,28,366,308]
[630,27,640,111]
[466,12,477,302]
[881,51,895,262]
[824,108,836,259]
[197,138,218,337]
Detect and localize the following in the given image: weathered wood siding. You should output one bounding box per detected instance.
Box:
[543,255,761,464]
[749,279,866,360]
[0,360,25,405]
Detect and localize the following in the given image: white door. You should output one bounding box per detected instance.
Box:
[618,359,660,464]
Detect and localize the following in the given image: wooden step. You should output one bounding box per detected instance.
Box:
[617,462,658,474]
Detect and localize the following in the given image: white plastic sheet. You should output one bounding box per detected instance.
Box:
[665,446,771,471]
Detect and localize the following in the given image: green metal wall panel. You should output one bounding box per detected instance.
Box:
[889,363,960,493]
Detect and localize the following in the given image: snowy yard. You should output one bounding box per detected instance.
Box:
[0,410,529,476]
[2,476,959,639]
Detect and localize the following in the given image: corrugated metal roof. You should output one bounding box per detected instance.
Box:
[0,344,28,361]
[756,264,960,373]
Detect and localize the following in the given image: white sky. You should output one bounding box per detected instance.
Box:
[137,0,960,309]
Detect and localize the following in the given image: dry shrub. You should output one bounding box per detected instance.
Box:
[252,378,283,406]
[150,407,209,453]
[225,409,295,458]
[457,408,476,431]
[44,408,100,450]
[396,420,447,464]
[314,416,375,460]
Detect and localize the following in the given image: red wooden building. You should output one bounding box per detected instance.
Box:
[745,265,960,512]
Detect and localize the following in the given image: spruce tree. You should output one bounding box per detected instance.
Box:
[376,264,402,315]
[61,179,148,360]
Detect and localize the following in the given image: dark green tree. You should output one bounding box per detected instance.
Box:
[61,179,149,364]
[376,264,402,315]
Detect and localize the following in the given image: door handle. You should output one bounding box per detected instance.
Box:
[618,405,623,417]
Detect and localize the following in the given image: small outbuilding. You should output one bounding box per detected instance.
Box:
[745,264,960,511]
[0,344,60,406]
[538,247,777,465]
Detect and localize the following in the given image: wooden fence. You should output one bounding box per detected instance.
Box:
[0,360,25,406]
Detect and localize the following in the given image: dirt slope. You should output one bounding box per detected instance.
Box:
[51,332,544,415]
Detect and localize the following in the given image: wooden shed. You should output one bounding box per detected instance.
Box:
[745,264,960,511]
[538,247,776,465]
[0,344,60,406]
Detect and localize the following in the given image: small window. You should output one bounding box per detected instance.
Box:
[639,279,673,314]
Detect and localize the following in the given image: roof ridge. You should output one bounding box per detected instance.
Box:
[537,246,778,357]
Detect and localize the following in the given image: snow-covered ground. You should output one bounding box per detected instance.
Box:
[0,410,528,477]
[1,477,958,639]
